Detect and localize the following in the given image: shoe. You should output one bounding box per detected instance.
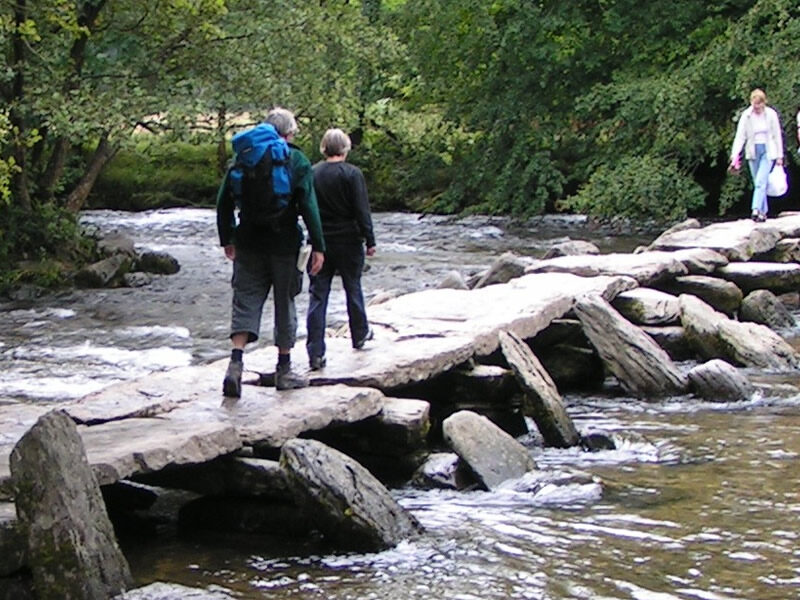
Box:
[751,209,759,221]
[223,360,243,397]
[353,328,374,350]
[310,355,327,371]
[757,212,767,222]
[275,364,309,390]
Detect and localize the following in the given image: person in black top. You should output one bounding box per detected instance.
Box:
[306,128,376,369]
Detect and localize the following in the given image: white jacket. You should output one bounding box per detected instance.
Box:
[730,105,784,162]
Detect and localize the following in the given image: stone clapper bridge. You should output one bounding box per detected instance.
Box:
[5,214,800,593]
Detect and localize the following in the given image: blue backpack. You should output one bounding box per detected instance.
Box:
[228,123,292,231]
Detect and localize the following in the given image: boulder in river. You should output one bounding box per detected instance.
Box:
[573,293,689,397]
[280,438,423,552]
[74,254,132,288]
[687,359,755,402]
[472,251,529,288]
[679,294,800,370]
[611,287,680,326]
[542,240,600,259]
[739,289,797,330]
[442,410,536,490]
[136,250,180,275]
[653,274,743,317]
[498,330,581,448]
[10,410,132,600]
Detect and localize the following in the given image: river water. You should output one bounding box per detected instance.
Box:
[3,209,800,600]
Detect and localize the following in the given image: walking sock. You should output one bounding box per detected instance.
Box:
[231,348,243,363]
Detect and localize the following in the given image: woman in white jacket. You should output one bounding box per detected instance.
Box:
[728,88,784,222]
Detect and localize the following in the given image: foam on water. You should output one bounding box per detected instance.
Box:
[0,374,110,400]
[9,341,191,369]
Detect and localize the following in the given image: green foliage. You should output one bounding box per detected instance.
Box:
[0,201,91,292]
[8,0,800,293]
[397,0,796,218]
[718,171,751,216]
[90,138,220,209]
[559,155,707,223]
[354,101,460,211]
[0,110,13,205]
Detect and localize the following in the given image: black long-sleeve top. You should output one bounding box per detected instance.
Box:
[312,160,375,248]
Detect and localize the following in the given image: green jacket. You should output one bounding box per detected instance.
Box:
[216,143,326,255]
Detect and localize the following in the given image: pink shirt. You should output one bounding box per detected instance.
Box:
[751,112,768,144]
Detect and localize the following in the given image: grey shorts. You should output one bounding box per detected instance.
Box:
[230,248,301,348]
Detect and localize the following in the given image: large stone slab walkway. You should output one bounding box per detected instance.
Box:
[2,214,800,500]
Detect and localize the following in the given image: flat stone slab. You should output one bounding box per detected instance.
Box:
[524,251,688,286]
[715,262,800,295]
[761,213,800,238]
[0,365,386,491]
[206,384,386,449]
[612,287,681,326]
[246,273,635,390]
[79,417,242,486]
[0,272,629,494]
[649,218,781,261]
[670,248,729,274]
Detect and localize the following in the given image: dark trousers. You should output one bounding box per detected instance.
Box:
[230,248,299,348]
[306,240,368,359]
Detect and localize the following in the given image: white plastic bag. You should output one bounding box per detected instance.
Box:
[767,164,788,197]
[296,241,312,271]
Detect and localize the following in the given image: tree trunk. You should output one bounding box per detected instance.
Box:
[40,137,70,202]
[65,134,117,213]
[10,0,31,212]
[217,106,228,174]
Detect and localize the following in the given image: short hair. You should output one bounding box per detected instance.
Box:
[750,88,767,104]
[265,107,298,137]
[320,128,352,157]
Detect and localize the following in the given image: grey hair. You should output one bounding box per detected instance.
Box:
[265,107,299,138]
[320,128,352,157]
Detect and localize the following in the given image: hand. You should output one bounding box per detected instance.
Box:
[777,157,784,166]
[366,246,376,257]
[224,245,236,261]
[309,251,324,276]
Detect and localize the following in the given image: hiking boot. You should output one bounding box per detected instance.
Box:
[310,355,327,371]
[275,364,309,390]
[353,328,374,350]
[223,360,243,397]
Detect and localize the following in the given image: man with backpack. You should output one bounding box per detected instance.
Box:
[216,107,325,396]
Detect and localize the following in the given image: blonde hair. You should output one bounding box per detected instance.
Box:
[750,88,767,104]
[320,128,352,157]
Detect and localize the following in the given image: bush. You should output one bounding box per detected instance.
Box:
[558,154,707,223]
[0,202,93,292]
[90,138,221,210]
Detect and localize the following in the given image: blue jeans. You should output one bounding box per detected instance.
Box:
[306,240,369,359]
[748,143,773,215]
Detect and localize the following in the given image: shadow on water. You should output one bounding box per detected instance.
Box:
[4,208,800,599]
